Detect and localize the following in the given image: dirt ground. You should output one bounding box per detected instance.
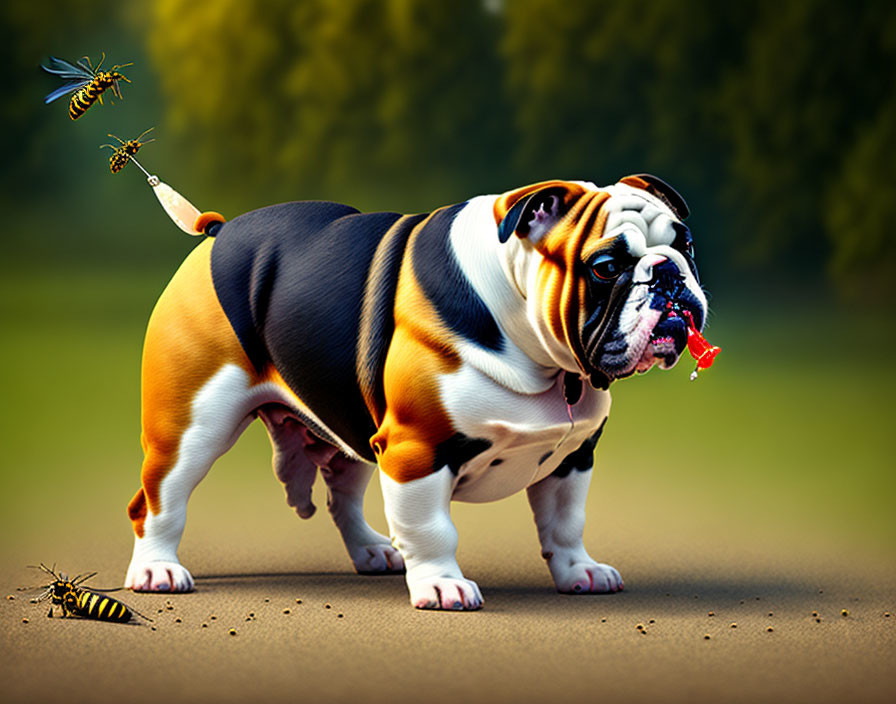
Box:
[1,478,893,704]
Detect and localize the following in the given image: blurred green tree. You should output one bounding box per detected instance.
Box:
[716,0,896,295]
[5,0,895,299]
[147,0,508,211]
[825,96,896,299]
[0,0,119,196]
[501,1,749,181]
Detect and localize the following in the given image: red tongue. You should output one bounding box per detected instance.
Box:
[680,310,721,380]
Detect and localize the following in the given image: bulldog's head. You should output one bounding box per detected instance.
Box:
[494,175,708,390]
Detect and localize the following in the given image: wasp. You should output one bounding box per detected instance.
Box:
[100,128,155,174]
[30,563,151,623]
[41,53,132,120]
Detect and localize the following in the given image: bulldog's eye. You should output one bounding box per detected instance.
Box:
[591,254,621,281]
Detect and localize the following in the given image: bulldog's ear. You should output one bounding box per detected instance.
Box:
[494,181,584,244]
[619,174,690,220]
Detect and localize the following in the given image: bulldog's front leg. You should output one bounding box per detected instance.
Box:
[379,468,483,610]
[527,466,624,594]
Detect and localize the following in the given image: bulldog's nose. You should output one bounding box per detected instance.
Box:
[632,254,668,284]
[648,259,685,293]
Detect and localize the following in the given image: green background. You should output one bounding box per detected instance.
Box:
[1,0,893,578]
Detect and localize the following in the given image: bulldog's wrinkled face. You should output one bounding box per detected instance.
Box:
[494,175,709,390]
[578,177,707,389]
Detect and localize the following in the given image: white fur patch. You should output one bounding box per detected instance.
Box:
[437,362,610,503]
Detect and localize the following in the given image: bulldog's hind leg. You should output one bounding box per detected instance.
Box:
[258,405,403,574]
[126,239,257,592]
[527,435,623,594]
[319,458,404,574]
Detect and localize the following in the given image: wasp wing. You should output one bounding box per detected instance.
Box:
[44,80,89,104]
[41,56,95,80]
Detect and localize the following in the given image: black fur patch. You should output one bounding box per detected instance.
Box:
[550,419,607,478]
[412,204,505,352]
[433,433,492,474]
[563,372,583,406]
[211,201,404,462]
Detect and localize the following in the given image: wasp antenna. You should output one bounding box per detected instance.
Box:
[73,572,97,586]
[31,563,59,579]
[107,133,125,145]
[72,571,96,585]
[129,604,154,623]
[135,127,155,142]
[96,52,106,72]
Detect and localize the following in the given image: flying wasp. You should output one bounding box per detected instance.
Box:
[29,563,151,623]
[100,127,155,174]
[41,53,132,120]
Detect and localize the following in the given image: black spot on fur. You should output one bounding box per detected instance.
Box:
[563,373,583,406]
[434,433,492,474]
[551,419,607,478]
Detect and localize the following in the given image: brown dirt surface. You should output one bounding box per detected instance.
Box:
[1,483,893,704]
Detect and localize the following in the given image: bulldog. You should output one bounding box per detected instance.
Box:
[124,174,708,610]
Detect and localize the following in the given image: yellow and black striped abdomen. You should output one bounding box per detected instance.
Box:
[75,589,132,622]
[68,84,97,120]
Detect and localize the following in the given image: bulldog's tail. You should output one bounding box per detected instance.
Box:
[136,166,225,237]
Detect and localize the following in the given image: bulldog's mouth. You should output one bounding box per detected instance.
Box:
[631,308,689,374]
[583,280,696,388]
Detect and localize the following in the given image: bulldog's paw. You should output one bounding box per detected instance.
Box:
[549,557,624,594]
[126,560,195,592]
[351,544,406,575]
[409,577,483,611]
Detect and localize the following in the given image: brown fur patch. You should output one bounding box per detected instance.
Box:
[370,222,463,482]
[132,239,254,535]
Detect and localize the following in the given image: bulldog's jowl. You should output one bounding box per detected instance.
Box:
[124,175,708,610]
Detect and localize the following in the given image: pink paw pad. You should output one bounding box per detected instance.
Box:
[126,561,194,593]
[409,577,483,611]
